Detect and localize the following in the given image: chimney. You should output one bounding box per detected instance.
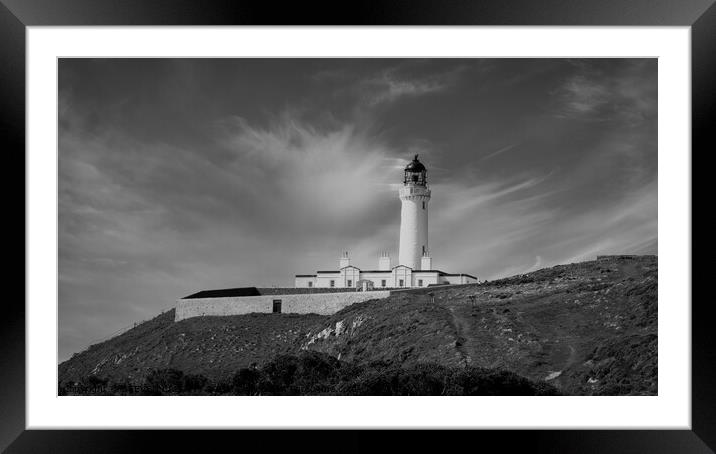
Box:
[378,251,392,271]
[339,251,351,269]
[421,251,432,270]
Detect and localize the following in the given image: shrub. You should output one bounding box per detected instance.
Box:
[58,381,71,396]
[337,368,396,395]
[77,375,109,394]
[447,367,558,396]
[232,367,264,395]
[394,363,452,395]
[109,378,139,395]
[261,355,300,394]
[182,373,208,393]
[143,368,185,395]
[83,374,108,388]
[258,351,341,395]
[288,351,341,395]
[87,354,558,396]
[208,378,234,395]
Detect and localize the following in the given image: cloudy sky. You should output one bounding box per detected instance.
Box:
[58,58,657,361]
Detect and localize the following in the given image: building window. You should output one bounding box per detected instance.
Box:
[399,279,404,287]
[381,280,386,287]
[418,279,423,287]
[330,280,335,288]
[272,300,282,313]
[347,279,352,287]
[308,281,313,288]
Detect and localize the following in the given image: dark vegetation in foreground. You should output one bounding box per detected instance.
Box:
[59,351,558,396]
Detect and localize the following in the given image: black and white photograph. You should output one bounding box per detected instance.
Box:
[57,58,658,397]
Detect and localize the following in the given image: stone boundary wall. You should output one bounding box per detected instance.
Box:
[596,255,656,262]
[596,255,640,261]
[257,287,408,295]
[256,287,358,295]
[175,290,391,321]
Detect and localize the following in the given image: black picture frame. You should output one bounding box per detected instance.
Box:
[2,0,710,452]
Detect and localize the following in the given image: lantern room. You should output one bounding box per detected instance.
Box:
[404,154,427,186]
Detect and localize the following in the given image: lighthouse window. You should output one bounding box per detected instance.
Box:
[422,201,425,209]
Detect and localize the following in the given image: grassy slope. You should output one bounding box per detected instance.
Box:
[59,256,657,395]
[59,311,327,384]
[302,256,657,395]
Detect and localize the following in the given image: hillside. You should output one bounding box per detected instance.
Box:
[59,311,327,384]
[59,255,657,395]
[302,255,657,395]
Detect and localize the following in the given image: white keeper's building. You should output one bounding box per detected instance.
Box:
[295,155,477,289]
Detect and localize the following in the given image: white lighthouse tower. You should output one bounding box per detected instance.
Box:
[292,153,477,288]
[398,155,431,270]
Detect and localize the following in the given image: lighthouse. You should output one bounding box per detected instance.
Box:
[398,155,431,270]
[293,154,477,288]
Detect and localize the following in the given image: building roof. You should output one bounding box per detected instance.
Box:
[306,268,477,279]
[443,273,479,280]
[182,287,260,299]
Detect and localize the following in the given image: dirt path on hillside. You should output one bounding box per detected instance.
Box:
[445,297,582,381]
[565,344,577,368]
[620,261,643,279]
[446,305,475,367]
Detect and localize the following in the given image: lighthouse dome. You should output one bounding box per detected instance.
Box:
[405,155,426,172]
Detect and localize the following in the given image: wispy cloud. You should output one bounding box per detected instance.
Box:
[554,60,657,126]
[360,65,464,106]
[481,143,519,161]
[366,75,445,105]
[427,173,656,280]
[560,75,611,114]
[217,115,399,233]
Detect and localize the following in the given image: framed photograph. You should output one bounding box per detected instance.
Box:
[4,0,710,451]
